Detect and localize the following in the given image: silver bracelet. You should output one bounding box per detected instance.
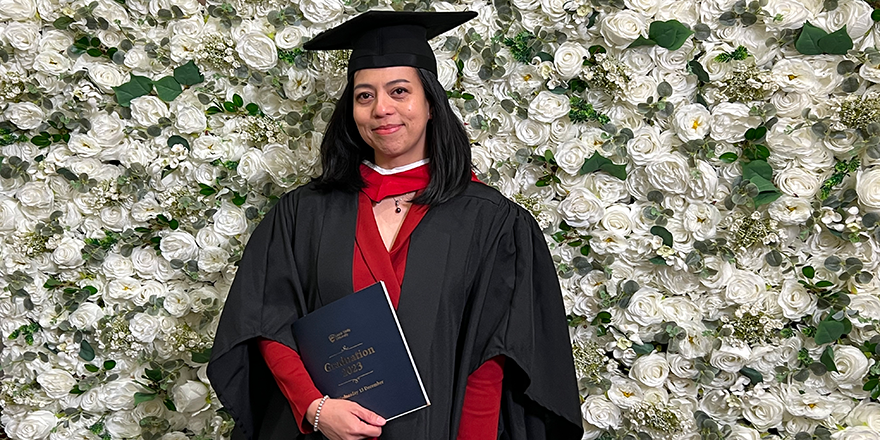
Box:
[313,395,330,432]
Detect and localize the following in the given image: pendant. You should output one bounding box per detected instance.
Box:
[395,199,401,214]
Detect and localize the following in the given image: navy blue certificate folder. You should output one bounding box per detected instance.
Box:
[291,281,430,420]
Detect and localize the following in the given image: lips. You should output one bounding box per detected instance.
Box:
[373,124,402,135]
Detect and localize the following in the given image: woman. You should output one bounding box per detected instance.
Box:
[207,10,582,440]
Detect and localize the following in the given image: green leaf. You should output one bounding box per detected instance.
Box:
[815,319,846,345]
[233,94,244,108]
[815,280,834,288]
[167,135,189,150]
[820,345,838,372]
[864,378,879,391]
[632,343,654,355]
[719,152,738,163]
[818,25,853,55]
[649,256,668,265]
[742,159,774,182]
[191,348,212,363]
[650,226,673,247]
[134,392,157,405]
[579,151,626,180]
[803,266,815,279]
[173,60,204,86]
[648,20,694,51]
[627,36,657,48]
[739,367,763,384]
[53,16,74,30]
[688,60,710,83]
[154,76,182,102]
[873,9,880,21]
[231,192,246,206]
[164,398,177,412]
[103,360,117,370]
[199,184,217,196]
[112,75,153,107]
[79,339,95,361]
[245,103,260,116]
[84,363,100,373]
[795,22,827,55]
[744,126,766,141]
[752,190,782,207]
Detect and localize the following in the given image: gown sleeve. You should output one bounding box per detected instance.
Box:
[206,192,312,440]
[467,201,583,440]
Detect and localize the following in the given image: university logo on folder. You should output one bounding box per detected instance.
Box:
[292,281,430,420]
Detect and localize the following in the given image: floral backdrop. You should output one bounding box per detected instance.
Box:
[2,0,880,437]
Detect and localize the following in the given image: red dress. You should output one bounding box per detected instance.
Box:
[258,163,504,438]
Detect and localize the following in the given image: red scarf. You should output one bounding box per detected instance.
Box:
[359,162,431,202]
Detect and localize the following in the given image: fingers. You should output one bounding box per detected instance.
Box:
[351,405,386,427]
[314,399,385,440]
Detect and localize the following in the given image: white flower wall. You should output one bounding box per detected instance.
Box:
[2,0,880,438]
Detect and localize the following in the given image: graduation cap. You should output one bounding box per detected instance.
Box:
[303,10,477,76]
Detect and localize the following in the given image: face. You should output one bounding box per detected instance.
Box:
[352,66,431,168]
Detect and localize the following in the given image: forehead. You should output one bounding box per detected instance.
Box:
[352,66,421,85]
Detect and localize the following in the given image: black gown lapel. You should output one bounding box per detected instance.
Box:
[315,190,358,306]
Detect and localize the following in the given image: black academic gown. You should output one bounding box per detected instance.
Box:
[206,181,584,440]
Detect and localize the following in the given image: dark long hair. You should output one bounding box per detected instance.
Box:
[314,67,472,206]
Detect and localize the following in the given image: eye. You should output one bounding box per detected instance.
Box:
[392,87,408,96]
[355,92,373,102]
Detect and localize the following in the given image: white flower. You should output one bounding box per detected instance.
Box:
[514,118,550,146]
[4,21,40,52]
[846,402,880,433]
[89,112,126,147]
[622,75,657,106]
[600,205,633,236]
[582,395,622,429]
[0,0,36,20]
[160,231,199,262]
[163,289,192,317]
[763,0,811,30]
[273,26,303,49]
[5,102,45,130]
[725,270,767,305]
[710,340,751,373]
[174,105,207,133]
[629,352,670,388]
[103,253,135,278]
[52,236,84,269]
[300,0,343,23]
[815,0,873,41]
[553,139,591,175]
[833,426,880,440]
[741,389,784,430]
[190,135,224,162]
[772,59,819,93]
[17,181,53,210]
[7,410,57,440]
[682,203,720,240]
[558,187,604,228]
[69,302,104,329]
[33,50,71,75]
[768,196,812,225]
[553,42,588,80]
[857,168,880,210]
[711,102,762,143]
[727,425,761,440]
[672,103,711,141]
[130,95,169,126]
[172,380,210,413]
[213,202,248,236]
[101,379,141,410]
[284,69,316,101]
[830,345,871,386]
[624,0,660,16]
[67,133,104,157]
[777,279,817,319]
[236,32,278,71]
[528,91,570,123]
[130,312,161,343]
[436,56,458,90]
[237,148,269,184]
[599,9,647,49]
[771,91,812,118]
[646,153,691,195]
[105,411,141,438]
[86,62,127,92]
[775,166,821,198]
[626,287,665,326]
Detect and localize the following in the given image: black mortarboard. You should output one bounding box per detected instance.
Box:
[303,10,477,76]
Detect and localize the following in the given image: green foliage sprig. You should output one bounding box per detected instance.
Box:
[714,45,750,62]
[502,31,538,63]
[569,96,610,125]
[819,158,860,200]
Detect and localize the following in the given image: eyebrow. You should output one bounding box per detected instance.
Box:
[353,79,411,90]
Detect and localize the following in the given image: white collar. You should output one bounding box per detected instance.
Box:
[362,159,430,175]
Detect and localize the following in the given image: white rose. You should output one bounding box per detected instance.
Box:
[528,91,570,123]
[104,412,140,438]
[558,187,604,227]
[586,174,628,204]
[711,102,762,143]
[0,0,36,20]
[622,75,657,106]
[65,132,103,158]
[130,312,161,343]
[742,390,784,430]
[69,302,104,329]
[436,57,457,90]
[772,59,819,93]
[160,231,199,262]
[106,276,140,304]
[130,95,169,126]
[600,205,633,235]
[771,92,812,118]
[102,253,134,278]
[775,166,820,198]
[554,139,592,175]
[725,270,767,305]
[514,118,550,146]
[710,340,751,372]
[626,287,665,326]
[124,47,150,70]
[5,102,44,130]
[727,425,761,440]
[300,0,343,23]
[17,181,53,209]
[581,395,621,429]
[101,379,141,410]
[284,69,315,101]
[0,196,20,231]
[599,10,647,49]
[833,427,880,440]
[768,196,812,225]
[607,378,644,409]
[89,112,125,147]
[683,203,720,240]
[100,205,129,231]
[79,388,106,413]
[174,105,207,133]
[273,26,303,49]
[624,0,660,16]
[163,289,192,317]
[237,148,268,184]
[673,103,711,141]
[190,135,223,162]
[629,352,669,387]
[86,63,126,92]
[37,368,77,399]
[169,35,199,63]
[52,236,84,269]
[32,51,71,75]
[857,168,880,210]
[646,153,691,195]
[8,410,56,440]
[236,32,278,71]
[4,21,40,52]
[172,380,210,413]
[816,0,873,40]
[830,345,871,386]
[213,202,248,237]
[846,402,880,432]
[553,42,588,80]
[628,126,672,166]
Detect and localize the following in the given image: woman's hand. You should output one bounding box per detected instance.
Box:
[306,398,386,440]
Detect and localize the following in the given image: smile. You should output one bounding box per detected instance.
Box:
[373,125,402,135]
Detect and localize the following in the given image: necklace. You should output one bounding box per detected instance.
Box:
[392,191,416,213]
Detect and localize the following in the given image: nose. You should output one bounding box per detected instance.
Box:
[373,92,395,117]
